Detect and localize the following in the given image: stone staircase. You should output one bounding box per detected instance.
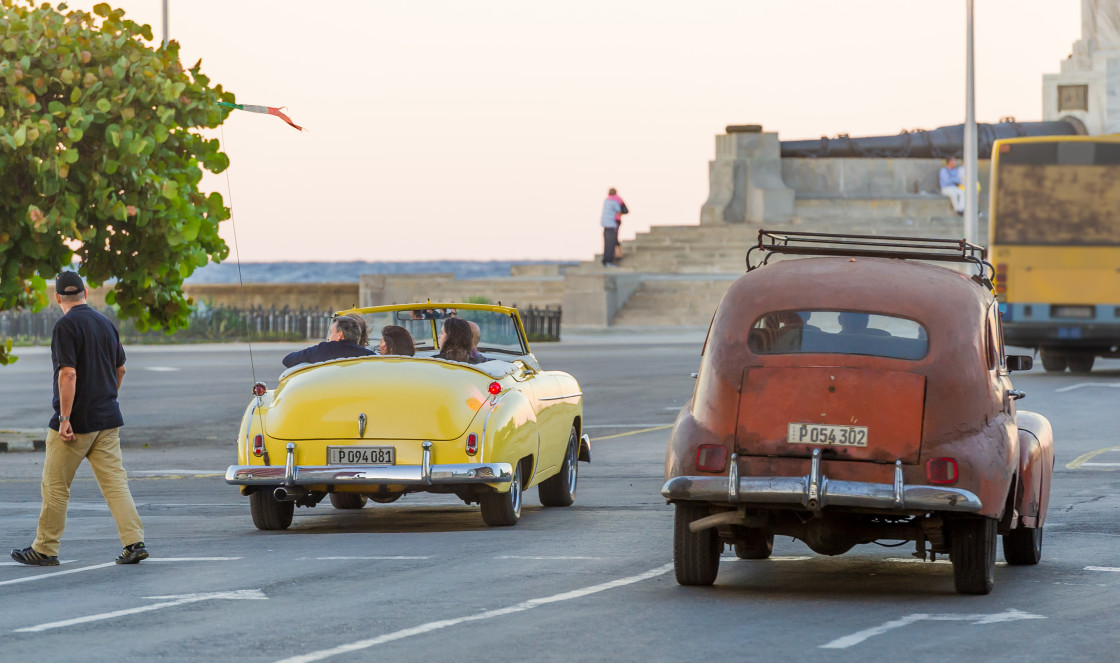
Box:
[566,193,980,327]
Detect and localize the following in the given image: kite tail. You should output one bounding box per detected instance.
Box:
[218,101,303,132]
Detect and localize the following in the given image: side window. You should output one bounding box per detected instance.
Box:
[984,307,1006,371]
[984,318,997,371]
[994,307,1007,369]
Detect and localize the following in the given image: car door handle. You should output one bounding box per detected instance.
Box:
[1008,389,1025,401]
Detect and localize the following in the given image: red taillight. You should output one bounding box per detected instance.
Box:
[252,434,264,457]
[252,382,267,397]
[696,445,727,473]
[927,457,958,484]
[995,264,1007,294]
[488,381,502,395]
[466,433,478,456]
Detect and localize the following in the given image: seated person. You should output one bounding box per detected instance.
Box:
[433,317,479,364]
[282,316,375,367]
[346,313,370,347]
[378,325,416,356]
[838,312,889,336]
[466,320,489,363]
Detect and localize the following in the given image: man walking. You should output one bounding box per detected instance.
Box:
[600,188,628,267]
[10,271,148,566]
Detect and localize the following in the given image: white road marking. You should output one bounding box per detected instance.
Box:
[0,562,115,586]
[820,608,1046,649]
[14,589,266,633]
[275,564,673,663]
[128,470,226,476]
[583,424,674,429]
[1080,463,1120,467]
[1055,382,1120,393]
[1086,566,1120,573]
[316,556,430,561]
[143,366,181,372]
[883,557,1007,566]
[0,560,76,567]
[495,555,602,560]
[146,557,243,562]
[723,555,812,562]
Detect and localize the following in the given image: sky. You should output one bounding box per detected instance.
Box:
[61,1,1082,262]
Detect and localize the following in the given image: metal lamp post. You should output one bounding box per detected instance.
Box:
[963,0,979,245]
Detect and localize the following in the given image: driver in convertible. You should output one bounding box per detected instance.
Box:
[282,316,376,367]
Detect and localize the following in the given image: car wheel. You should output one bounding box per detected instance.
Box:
[733,528,774,560]
[1039,349,1068,372]
[368,493,403,504]
[538,426,578,507]
[250,488,294,531]
[951,517,997,595]
[329,493,368,510]
[1067,353,1095,374]
[1002,525,1043,565]
[480,462,522,526]
[673,502,720,586]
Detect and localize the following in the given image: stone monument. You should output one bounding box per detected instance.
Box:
[699,125,795,225]
[1043,0,1120,135]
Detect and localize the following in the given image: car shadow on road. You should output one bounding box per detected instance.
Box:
[273,505,547,534]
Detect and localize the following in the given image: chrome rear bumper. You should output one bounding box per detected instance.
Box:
[226,441,513,488]
[662,449,982,513]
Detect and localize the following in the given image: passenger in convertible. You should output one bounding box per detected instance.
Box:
[282,316,375,367]
[466,320,489,363]
[378,325,416,356]
[434,317,479,364]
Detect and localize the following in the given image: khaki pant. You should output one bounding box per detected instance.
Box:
[33,427,144,557]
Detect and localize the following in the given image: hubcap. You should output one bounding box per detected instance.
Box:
[566,434,578,494]
[510,466,522,517]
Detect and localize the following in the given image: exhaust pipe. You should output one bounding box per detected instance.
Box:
[274,486,309,502]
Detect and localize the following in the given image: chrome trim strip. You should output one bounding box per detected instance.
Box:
[538,392,583,401]
[422,441,432,485]
[893,460,904,507]
[661,473,982,513]
[283,442,295,485]
[226,462,515,487]
[242,398,261,457]
[728,453,740,504]
[807,449,821,510]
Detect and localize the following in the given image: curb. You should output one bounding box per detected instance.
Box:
[0,429,46,453]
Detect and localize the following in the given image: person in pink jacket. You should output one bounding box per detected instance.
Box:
[600,188,629,267]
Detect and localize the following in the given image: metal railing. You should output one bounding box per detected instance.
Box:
[1,304,562,344]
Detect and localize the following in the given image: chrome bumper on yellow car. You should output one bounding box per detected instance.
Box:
[661,448,982,513]
[226,441,514,487]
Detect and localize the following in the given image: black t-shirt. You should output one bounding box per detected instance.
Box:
[50,305,126,433]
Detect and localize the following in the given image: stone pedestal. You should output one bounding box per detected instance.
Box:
[700,128,794,225]
[1043,0,1120,134]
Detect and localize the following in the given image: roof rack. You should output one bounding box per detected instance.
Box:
[746,229,994,286]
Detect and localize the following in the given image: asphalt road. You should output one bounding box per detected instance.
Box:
[1,336,1119,662]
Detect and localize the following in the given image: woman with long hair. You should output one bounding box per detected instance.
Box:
[378,325,415,356]
[434,317,476,363]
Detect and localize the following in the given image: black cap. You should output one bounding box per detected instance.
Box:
[55,271,85,296]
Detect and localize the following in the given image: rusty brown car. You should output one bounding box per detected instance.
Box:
[663,231,1055,595]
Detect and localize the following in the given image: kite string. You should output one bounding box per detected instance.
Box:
[220,124,257,385]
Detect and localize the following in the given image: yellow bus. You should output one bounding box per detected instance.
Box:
[988,135,1120,373]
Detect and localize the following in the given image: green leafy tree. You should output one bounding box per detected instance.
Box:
[0,0,234,364]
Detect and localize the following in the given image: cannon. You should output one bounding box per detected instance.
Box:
[779,119,1085,158]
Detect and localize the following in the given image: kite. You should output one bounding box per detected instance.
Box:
[218,101,303,131]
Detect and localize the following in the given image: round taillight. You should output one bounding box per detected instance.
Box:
[488,381,502,395]
[252,382,267,397]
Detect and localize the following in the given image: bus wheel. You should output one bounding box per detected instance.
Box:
[1039,349,1068,372]
[1067,353,1095,374]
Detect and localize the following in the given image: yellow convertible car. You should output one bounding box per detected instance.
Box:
[225,303,589,530]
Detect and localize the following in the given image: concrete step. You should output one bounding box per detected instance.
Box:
[611,278,736,326]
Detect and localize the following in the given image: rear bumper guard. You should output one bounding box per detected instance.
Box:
[662,448,982,513]
[226,441,513,487]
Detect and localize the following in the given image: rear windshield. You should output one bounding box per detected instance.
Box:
[749,311,928,360]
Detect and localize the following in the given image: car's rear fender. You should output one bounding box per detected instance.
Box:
[482,389,541,489]
[1014,410,1055,528]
